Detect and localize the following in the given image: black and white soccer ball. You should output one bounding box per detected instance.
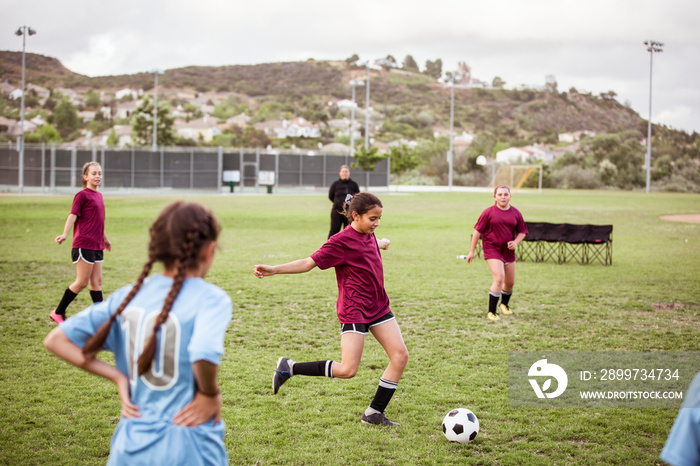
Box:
[442,408,479,443]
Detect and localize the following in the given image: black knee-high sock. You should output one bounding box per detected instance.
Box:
[369,378,398,413]
[501,290,512,306]
[489,291,500,314]
[55,288,78,316]
[291,360,334,377]
[90,290,103,303]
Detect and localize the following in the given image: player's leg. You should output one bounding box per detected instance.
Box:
[89,260,104,303]
[273,331,364,394]
[328,209,344,238]
[486,259,505,320]
[499,261,516,315]
[51,252,93,323]
[362,318,407,426]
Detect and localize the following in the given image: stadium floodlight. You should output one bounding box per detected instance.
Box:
[644,40,663,194]
[14,25,37,193]
[349,79,364,157]
[151,69,164,152]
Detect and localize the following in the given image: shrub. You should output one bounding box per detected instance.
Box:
[552,165,601,189]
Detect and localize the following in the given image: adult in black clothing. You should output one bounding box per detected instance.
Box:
[328,165,360,238]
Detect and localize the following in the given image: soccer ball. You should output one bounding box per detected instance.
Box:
[442,408,479,443]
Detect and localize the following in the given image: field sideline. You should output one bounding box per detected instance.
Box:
[0,190,698,465]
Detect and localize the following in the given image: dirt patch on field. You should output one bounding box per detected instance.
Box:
[653,302,689,312]
[659,214,700,223]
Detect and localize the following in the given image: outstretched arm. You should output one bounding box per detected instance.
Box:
[254,257,317,278]
[44,327,139,418]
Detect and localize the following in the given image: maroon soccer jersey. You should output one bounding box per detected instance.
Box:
[70,188,106,250]
[474,205,528,262]
[311,225,391,324]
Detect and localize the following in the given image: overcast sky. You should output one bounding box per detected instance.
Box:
[2,0,699,133]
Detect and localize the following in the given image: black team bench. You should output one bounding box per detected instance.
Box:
[471,222,613,266]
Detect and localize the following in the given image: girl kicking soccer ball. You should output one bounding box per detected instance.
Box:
[51,161,111,323]
[254,192,408,427]
[467,185,528,321]
[44,202,232,465]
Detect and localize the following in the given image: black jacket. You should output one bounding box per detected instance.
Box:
[328,178,360,210]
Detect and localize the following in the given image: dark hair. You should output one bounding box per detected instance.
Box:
[82,202,221,375]
[343,192,383,221]
[82,161,101,188]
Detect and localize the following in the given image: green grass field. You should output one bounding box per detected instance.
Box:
[0,190,698,465]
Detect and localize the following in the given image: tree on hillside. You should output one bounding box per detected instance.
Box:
[85,90,101,109]
[387,143,420,175]
[106,128,119,148]
[352,145,387,189]
[131,96,175,147]
[424,59,443,79]
[403,55,419,72]
[52,97,80,137]
[492,76,506,89]
[345,54,360,65]
[455,61,471,84]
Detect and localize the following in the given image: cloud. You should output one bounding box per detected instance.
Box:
[2,0,700,132]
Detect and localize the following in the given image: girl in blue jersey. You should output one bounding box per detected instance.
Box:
[44,202,232,466]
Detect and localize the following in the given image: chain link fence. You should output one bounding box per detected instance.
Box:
[0,143,390,193]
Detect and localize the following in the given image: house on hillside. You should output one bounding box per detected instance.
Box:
[78,111,97,123]
[174,116,221,143]
[336,99,358,109]
[0,116,16,134]
[0,80,15,96]
[496,145,553,164]
[225,113,251,128]
[115,88,140,100]
[55,88,81,105]
[114,101,139,120]
[27,84,51,103]
[253,118,321,139]
[558,130,596,143]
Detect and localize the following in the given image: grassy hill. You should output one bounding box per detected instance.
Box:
[0,51,645,137]
[1,51,697,191]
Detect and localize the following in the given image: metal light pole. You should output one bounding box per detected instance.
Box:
[15,25,36,193]
[364,61,370,150]
[349,79,364,157]
[152,69,164,151]
[644,40,663,194]
[447,76,456,190]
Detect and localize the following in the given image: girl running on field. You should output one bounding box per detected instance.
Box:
[51,161,111,323]
[254,192,408,427]
[44,202,232,465]
[467,185,528,321]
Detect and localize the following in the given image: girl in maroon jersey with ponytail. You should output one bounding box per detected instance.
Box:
[467,185,528,321]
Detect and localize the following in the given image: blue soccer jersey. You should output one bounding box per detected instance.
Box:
[661,371,700,466]
[61,274,233,466]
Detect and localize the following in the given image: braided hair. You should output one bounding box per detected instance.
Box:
[82,202,221,375]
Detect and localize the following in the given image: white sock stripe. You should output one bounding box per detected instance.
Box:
[326,361,333,378]
[379,378,398,389]
[501,290,512,295]
[489,291,501,298]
